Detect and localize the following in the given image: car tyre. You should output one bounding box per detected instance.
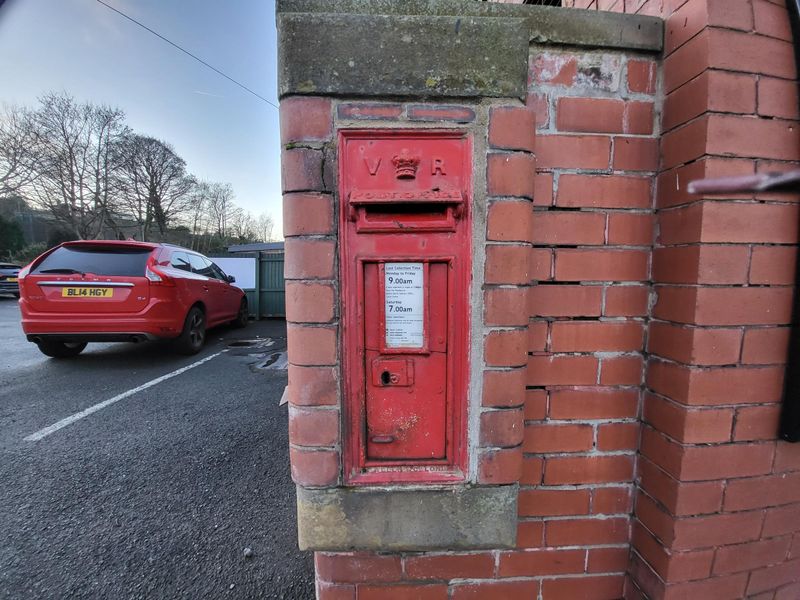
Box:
[175,306,206,355]
[231,298,249,329]
[36,340,87,358]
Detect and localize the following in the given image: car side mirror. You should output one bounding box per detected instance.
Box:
[227,275,236,284]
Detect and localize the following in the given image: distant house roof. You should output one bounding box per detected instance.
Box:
[227,242,285,253]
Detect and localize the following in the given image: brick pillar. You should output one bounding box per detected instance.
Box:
[627,1,800,598]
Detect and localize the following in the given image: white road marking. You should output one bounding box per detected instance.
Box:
[24,350,227,442]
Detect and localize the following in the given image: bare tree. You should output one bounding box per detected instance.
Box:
[255,213,275,242]
[204,181,235,240]
[116,134,194,241]
[0,104,39,196]
[26,92,128,239]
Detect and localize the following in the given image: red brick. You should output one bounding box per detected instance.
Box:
[487,200,533,242]
[597,422,639,451]
[485,245,530,285]
[542,575,625,600]
[531,248,552,280]
[526,91,550,129]
[518,489,591,517]
[536,135,611,170]
[557,174,652,209]
[758,76,800,119]
[614,137,659,173]
[644,393,734,443]
[525,389,547,420]
[681,443,775,481]
[702,202,800,244]
[558,97,624,133]
[524,423,594,453]
[672,511,764,550]
[607,212,653,245]
[593,486,633,514]
[534,171,553,206]
[750,246,797,285]
[283,192,333,236]
[706,113,800,164]
[555,249,649,281]
[531,211,606,245]
[627,59,657,94]
[290,447,338,486]
[520,456,544,485]
[545,518,629,546]
[754,0,793,40]
[747,558,800,596]
[358,584,447,600]
[528,355,599,386]
[662,71,757,133]
[710,29,794,80]
[652,245,750,285]
[660,117,708,169]
[487,153,536,199]
[407,105,475,123]
[551,321,644,352]
[489,106,536,152]
[600,355,644,385]
[635,490,677,544]
[485,288,529,327]
[404,553,495,580]
[451,581,539,600]
[336,103,402,120]
[549,388,639,420]
[715,537,793,576]
[663,30,710,93]
[638,456,724,516]
[281,147,325,192]
[478,447,522,484]
[648,322,742,366]
[485,329,527,367]
[529,321,547,352]
[287,324,337,366]
[317,581,354,600]
[530,285,603,317]
[498,549,586,577]
[725,472,800,511]
[315,552,401,584]
[604,286,649,317]
[624,101,654,135]
[733,404,782,441]
[483,369,526,408]
[516,521,544,548]
[545,455,634,485]
[588,547,629,573]
[654,286,794,326]
[763,503,800,537]
[663,573,749,600]
[480,409,524,448]
[284,238,335,280]
[775,442,800,473]
[530,52,577,86]
[288,406,339,446]
[280,96,332,143]
[657,205,703,243]
[285,282,335,323]
[288,365,338,407]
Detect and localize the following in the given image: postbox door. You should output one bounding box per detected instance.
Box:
[363,261,449,460]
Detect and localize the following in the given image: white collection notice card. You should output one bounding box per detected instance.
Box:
[384,262,424,348]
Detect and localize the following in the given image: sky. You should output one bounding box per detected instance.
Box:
[0,0,283,235]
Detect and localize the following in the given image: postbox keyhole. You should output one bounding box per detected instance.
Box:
[381,371,391,385]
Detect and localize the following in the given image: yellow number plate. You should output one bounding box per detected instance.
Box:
[7,277,17,282]
[61,287,114,298]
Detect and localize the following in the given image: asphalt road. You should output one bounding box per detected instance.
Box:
[0,295,314,599]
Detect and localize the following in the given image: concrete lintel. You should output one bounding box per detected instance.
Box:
[277,13,529,99]
[296,484,518,551]
[277,0,664,52]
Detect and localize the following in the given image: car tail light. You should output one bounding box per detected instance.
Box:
[145,255,174,286]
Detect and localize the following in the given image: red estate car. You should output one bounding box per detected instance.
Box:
[18,240,248,358]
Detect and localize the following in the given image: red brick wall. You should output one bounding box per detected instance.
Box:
[281,2,800,598]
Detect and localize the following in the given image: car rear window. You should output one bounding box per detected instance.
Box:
[32,246,152,277]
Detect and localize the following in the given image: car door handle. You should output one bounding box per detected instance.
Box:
[203,286,209,292]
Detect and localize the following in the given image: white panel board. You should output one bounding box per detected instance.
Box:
[212,257,257,289]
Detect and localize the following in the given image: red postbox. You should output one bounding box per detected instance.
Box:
[339,130,471,485]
